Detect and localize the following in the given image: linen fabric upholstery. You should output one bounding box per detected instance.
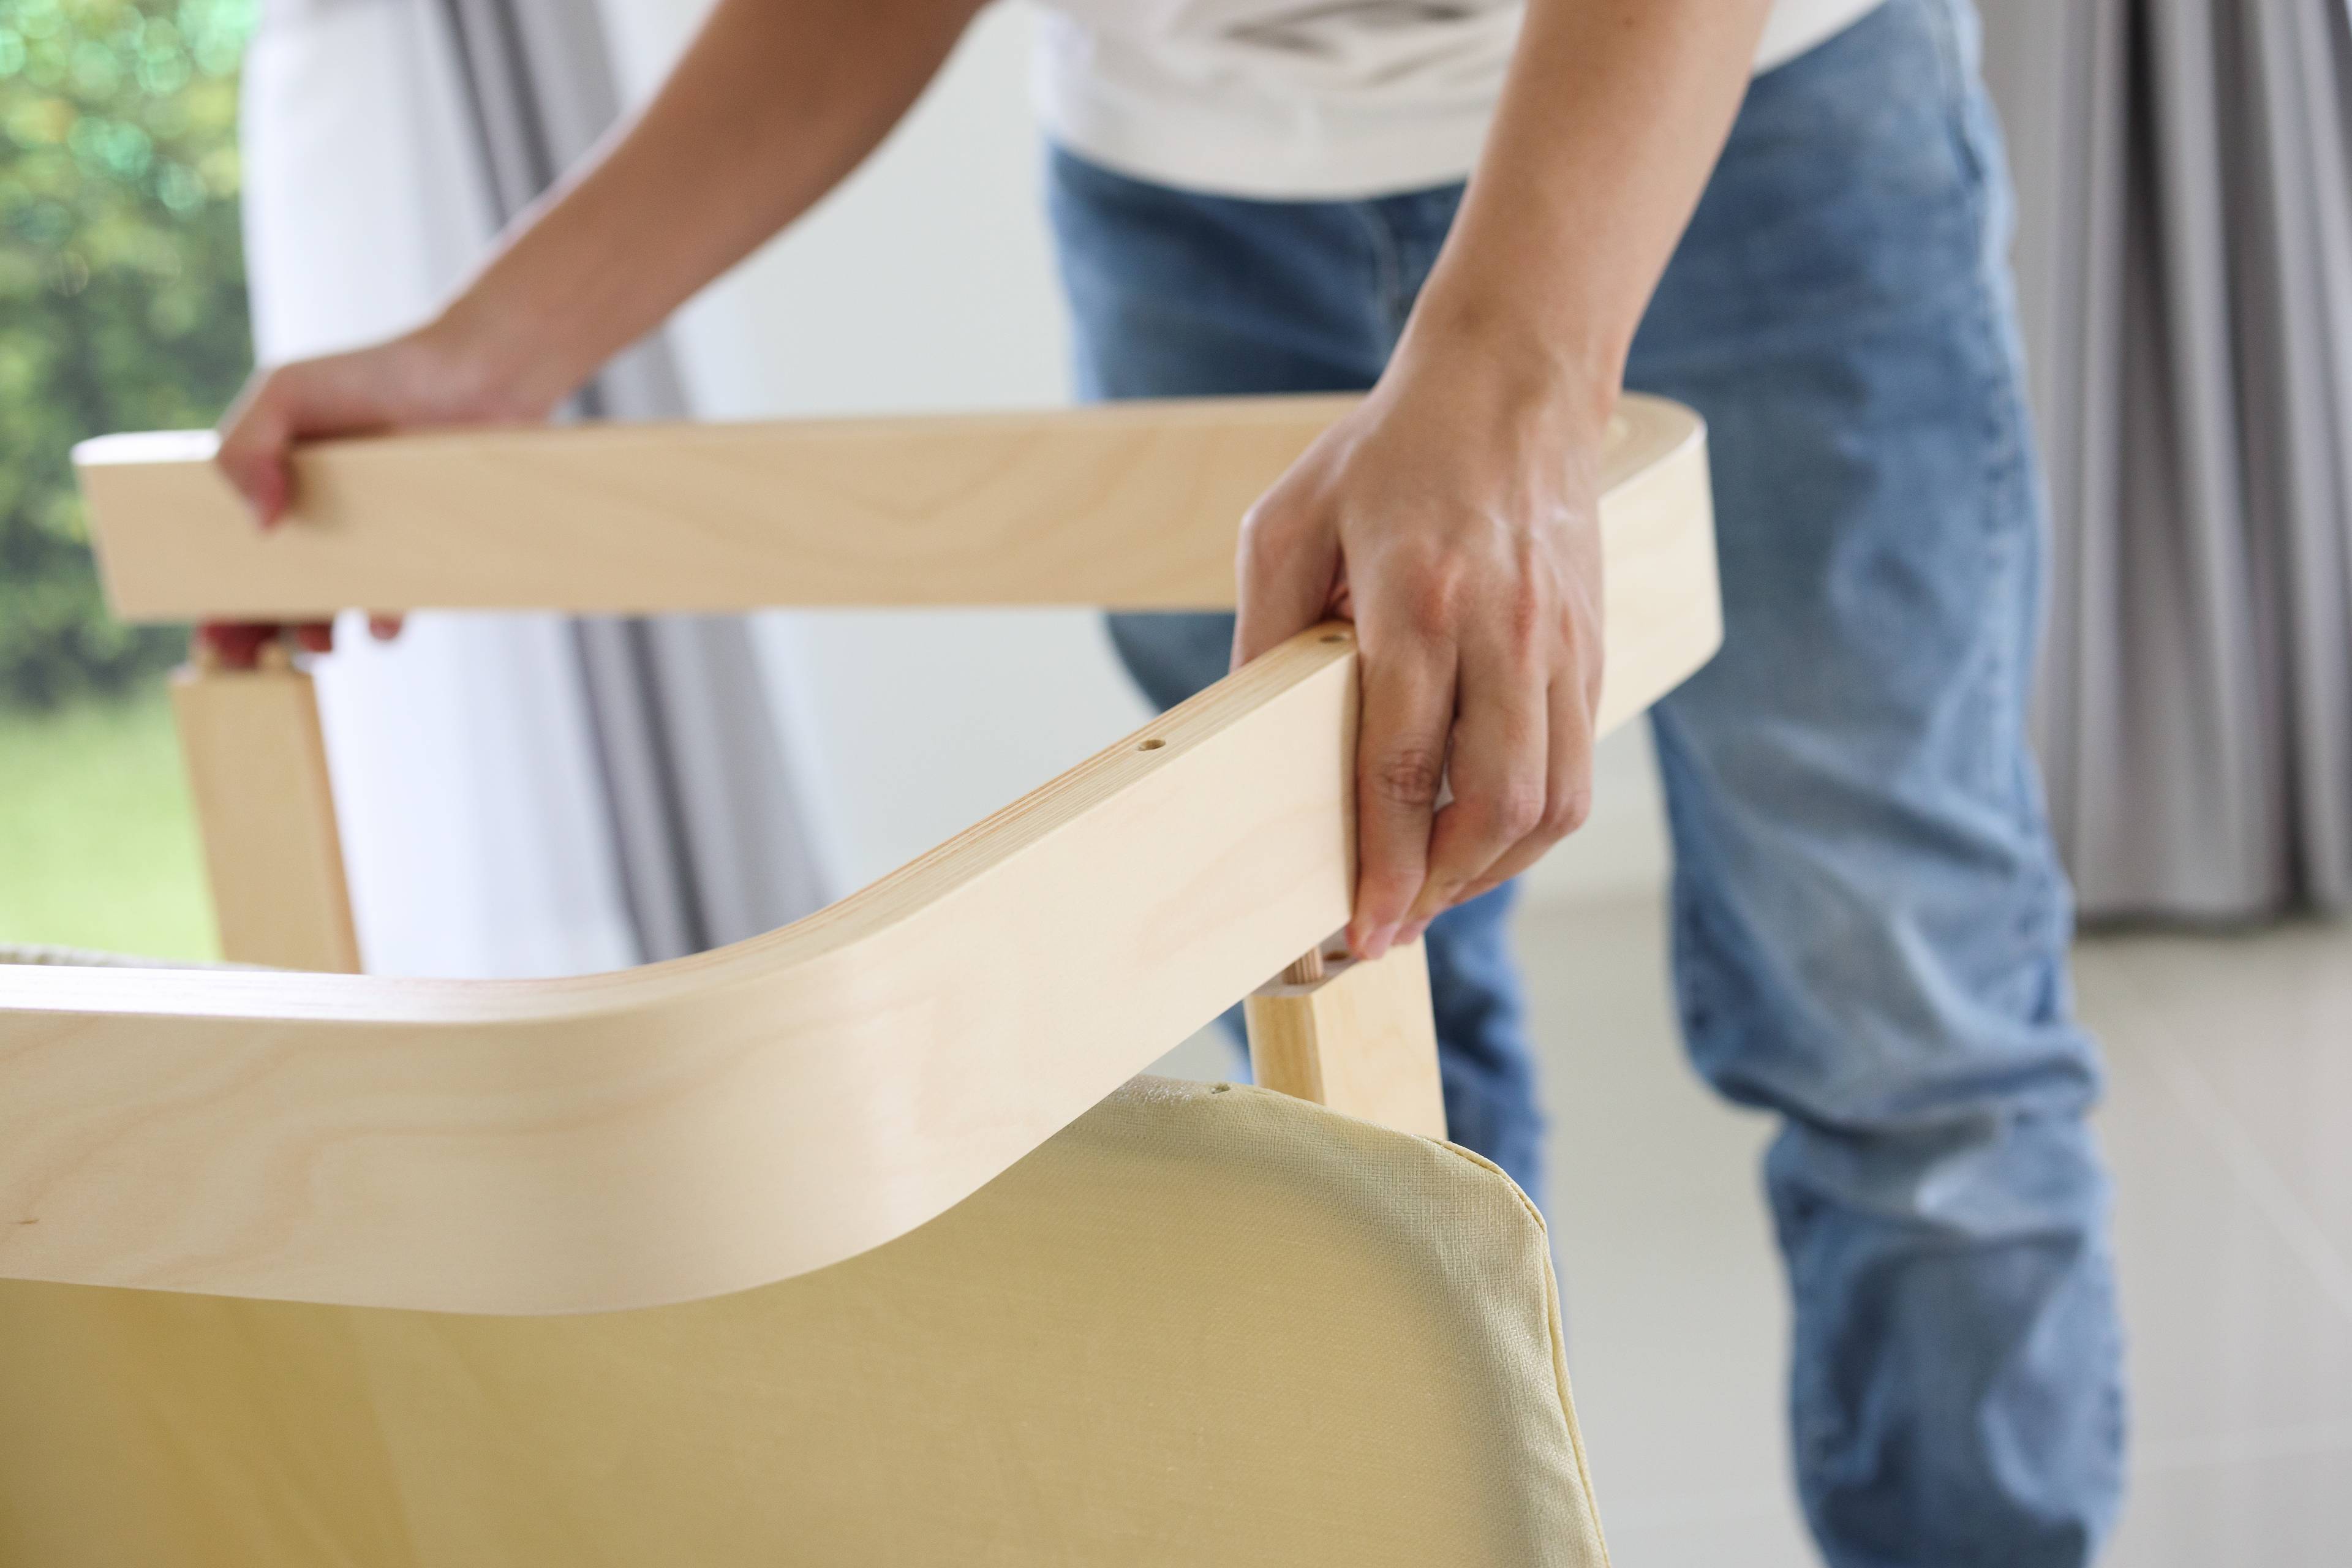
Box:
[0,1076,1609,1566]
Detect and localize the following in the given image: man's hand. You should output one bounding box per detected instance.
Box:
[1234,341,1607,962]
[200,0,986,668]
[208,321,556,663]
[1234,0,1770,959]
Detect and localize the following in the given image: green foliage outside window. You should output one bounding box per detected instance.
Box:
[1,0,257,709]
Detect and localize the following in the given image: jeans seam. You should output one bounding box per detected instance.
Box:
[1923,0,1991,192]
[1346,200,1410,349]
[1921,0,2037,813]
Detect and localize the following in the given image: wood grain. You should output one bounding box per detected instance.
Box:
[170,656,360,973]
[1245,941,1447,1140]
[1,628,1366,1315]
[75,394,1706,620]
[2,398,1720,1316]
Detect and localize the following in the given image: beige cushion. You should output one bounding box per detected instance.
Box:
[0,1076,1608,1566]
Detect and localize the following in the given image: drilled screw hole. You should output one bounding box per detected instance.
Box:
[1137,737,1166,752]
[1320,633,1348,644]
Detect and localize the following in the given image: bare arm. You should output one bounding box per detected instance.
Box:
[1233,0,1773,959]
[431,0,987,416]
[215,0,984,537]
[216,0,1766,960]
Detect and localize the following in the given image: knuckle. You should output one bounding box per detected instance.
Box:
[1498,564,1550,652]
[251,365,299,411]
[1236,497,1302,566]
[1488,778,1548,842]
[1235,509,1274,566]
[1542,785,1594,839]
[1401,569,1464,641]
[1368,747,1446,811]
[1390,529,1566,655]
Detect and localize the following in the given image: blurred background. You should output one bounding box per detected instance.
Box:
[1,0,249,956]
[4,2,2350,1561]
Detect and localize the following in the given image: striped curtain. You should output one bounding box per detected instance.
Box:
[1985,0,2352,919]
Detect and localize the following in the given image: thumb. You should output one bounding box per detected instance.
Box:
[1231,486,1344,671]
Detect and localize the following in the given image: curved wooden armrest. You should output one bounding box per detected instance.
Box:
[77,393,1702,617]
[5,398,1719,1316]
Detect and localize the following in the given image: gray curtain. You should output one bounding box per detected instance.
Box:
[1983,0,2352,920]
[435,0,832,957]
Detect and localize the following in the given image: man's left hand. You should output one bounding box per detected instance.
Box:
[1232,341,1609,962]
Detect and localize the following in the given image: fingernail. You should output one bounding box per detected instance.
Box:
[1396,921,1430,948]
[1356,923,1395,961]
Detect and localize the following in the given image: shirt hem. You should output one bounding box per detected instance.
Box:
[1031,0,1890,201]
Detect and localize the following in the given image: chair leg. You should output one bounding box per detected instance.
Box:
[1245,938,1446,1139]
[170,639,361,972]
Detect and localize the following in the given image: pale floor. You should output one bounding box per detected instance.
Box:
[1153,902,2352,1563]
[1523,898,2352,1567]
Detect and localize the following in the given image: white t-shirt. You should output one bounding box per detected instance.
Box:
[1033,0,1888,198]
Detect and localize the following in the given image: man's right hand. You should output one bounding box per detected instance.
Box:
[198,0,990,668]
[205,320,559,664]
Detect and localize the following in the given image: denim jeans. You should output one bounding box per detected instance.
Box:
[1047,1,2125,1561]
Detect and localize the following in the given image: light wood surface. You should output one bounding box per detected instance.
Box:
[1246,940,1447,1140]
[4,398,1719,1316]
[75,394,1706,620]
[3,628,1364,1315]
[170,652,360,973]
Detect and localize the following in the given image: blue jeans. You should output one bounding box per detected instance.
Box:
[1047,1,2124,1562]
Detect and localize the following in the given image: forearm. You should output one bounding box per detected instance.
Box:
[1400,0,1773,422]
[439,0,985,405]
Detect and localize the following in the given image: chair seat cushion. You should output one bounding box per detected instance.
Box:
[0,1076,1608,1566]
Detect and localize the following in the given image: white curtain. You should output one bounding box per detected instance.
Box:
[241,0,644,978]
[236,0,1120,976]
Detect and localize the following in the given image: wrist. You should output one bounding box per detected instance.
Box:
[422,285,595,421]
[1392,312,1618,447]
[1389,292,1624,445]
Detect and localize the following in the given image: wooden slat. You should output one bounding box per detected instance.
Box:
[1245,940,1447,1140]
[170,652,361,973]
[74,394,1705,621]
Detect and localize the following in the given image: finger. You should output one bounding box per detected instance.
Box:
[196,621,280,671]
[1348,630,1457,961]
[1422,667,1597,925]
[214,370,298,530]
[1404,632,1549,930]
[1231,483,1343,671]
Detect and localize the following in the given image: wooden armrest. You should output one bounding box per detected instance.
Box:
[76,394,1705,618]
[4,397,1719,1317]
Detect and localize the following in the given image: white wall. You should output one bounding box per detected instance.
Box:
[594,0,1671,906]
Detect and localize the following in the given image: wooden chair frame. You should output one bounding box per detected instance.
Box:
[0,394,1717,1317]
